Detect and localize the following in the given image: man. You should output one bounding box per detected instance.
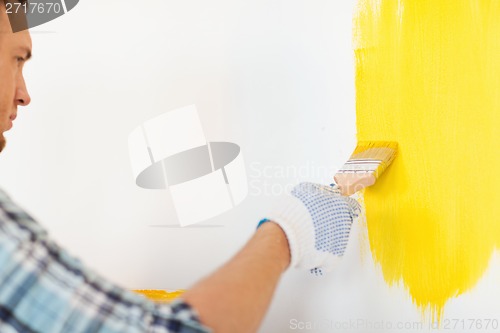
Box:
[0,1,360,332]
[0,1,30,152]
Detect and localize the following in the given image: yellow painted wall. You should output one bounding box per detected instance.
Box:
[354,0,500,320]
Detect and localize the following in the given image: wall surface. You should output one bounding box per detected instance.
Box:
[0,1,499,332]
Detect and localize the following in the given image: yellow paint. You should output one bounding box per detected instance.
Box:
[354,0,500,320]
[133,289,185,303]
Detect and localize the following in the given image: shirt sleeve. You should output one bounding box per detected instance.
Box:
[0,189,212,333]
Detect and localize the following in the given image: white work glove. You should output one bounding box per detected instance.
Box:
[260,182,361,275]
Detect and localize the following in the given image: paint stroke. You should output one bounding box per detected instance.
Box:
[133,289,185,303]
[354,0,500,321]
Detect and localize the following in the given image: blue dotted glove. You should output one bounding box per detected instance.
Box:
[262,182,361,275]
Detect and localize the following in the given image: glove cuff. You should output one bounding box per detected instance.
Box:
[265,194,315,268]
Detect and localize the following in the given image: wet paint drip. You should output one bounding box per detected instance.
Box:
[354,0,500,321]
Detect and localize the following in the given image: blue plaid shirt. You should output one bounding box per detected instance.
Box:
[0,188,212,333]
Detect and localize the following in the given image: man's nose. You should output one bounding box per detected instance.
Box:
[15,75,31,106]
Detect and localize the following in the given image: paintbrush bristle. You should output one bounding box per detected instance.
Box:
[334,141,398,196]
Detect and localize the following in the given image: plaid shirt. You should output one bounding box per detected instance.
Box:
[0,188,212,333]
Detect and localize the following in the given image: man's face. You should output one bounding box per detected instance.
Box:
[0,2,31,152]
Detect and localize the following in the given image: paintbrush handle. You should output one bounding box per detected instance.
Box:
[334,173,376,196]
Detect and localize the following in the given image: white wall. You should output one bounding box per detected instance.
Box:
[1,1,499,332]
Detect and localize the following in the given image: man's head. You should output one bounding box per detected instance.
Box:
[0,0,31,152]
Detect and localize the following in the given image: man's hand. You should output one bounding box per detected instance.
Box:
[263,182,362,275]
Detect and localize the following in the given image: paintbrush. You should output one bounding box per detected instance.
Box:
[334,141,398,196]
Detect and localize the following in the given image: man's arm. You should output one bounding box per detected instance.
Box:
[182,222,290,333]
[183,183,361,332]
